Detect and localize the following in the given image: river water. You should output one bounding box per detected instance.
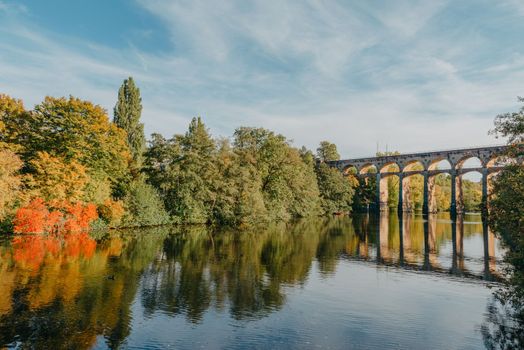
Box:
[0,213,506,349]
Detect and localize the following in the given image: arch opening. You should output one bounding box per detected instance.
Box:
[378,174,400,212]
[380,162,400,174]
[428,159,451,171]
[343,165,358,176]
[401,173,424,212]
[456,156,482,169]
[359,163,378,175]
[402,160,425,173]
[428,172,452,213]
[456,171,482,213]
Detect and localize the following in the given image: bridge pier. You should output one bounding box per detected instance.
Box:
[450,171,457,217]
[375,173,381,212]
[481,166,488,218]
[397,173,403,213]
[422,171,429,214]
[455,175,464,215]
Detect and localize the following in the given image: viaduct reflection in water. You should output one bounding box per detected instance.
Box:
[366,213,500,280]
[0,213,503,348]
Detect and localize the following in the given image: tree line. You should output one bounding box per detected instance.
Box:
[0,77,355,232]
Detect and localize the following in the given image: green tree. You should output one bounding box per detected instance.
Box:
[462,179,482,211]
[315,162,354,214]
[482,98,524,348]
[434,173,451,211]
[114,77,146,167]
[233,127,320,221]
[212,138,267,226]
[176,117,219,223]
[317,141,340,162]
[352,173,376,211]
[144,118,218,224]
[489,99,524,300]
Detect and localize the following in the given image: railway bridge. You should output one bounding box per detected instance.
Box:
[329,145,510,214]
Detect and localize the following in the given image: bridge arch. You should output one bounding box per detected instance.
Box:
[428,158,452,171]
[401,160,425,172]
[343,164,358,176]
[359,163,378,175]
[379,162,400,174]
[455,155,484,169]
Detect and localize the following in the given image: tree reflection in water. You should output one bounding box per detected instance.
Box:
[0,214,508,349]
[481,297,524,349]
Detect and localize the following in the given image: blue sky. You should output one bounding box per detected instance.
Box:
[1,0,523,158]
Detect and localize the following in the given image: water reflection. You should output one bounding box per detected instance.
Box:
[0,213,504,349]
[359,212,501,281]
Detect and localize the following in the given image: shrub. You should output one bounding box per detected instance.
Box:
[97,199,125,227]
[122,181,170,227]
[13,198,98,234]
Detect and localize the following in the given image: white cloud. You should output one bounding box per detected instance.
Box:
[0,0,520,159]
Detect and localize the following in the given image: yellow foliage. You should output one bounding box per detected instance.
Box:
[0,149,23,220]
[98,199,125,227]
[0,94,27,153]
[26,152,89,202]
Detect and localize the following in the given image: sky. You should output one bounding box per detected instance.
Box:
[0,0,523,159]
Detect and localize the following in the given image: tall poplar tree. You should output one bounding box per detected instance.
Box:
[114,77,145,166]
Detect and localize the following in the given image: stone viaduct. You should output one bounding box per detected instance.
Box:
[329,145,510,214]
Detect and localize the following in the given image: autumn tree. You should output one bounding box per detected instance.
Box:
[8,96,131,201]
[25,152,88,202]
[0,150,23,222]
[0,94,26,152]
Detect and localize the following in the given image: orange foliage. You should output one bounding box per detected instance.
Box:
[12,235,61,270]
[97,199,125,227]
[13,198,53,234]
[64,233,97,259]
[11,233,97,271]
[13,198,98,235]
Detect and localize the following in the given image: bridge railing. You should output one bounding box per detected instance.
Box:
[394,143,507,155]
[337,143,507,162]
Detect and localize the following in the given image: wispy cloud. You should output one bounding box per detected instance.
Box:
[0,0,27,14]
[0,0,521,158]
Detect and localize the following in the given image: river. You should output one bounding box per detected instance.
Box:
[0,213,505,349]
